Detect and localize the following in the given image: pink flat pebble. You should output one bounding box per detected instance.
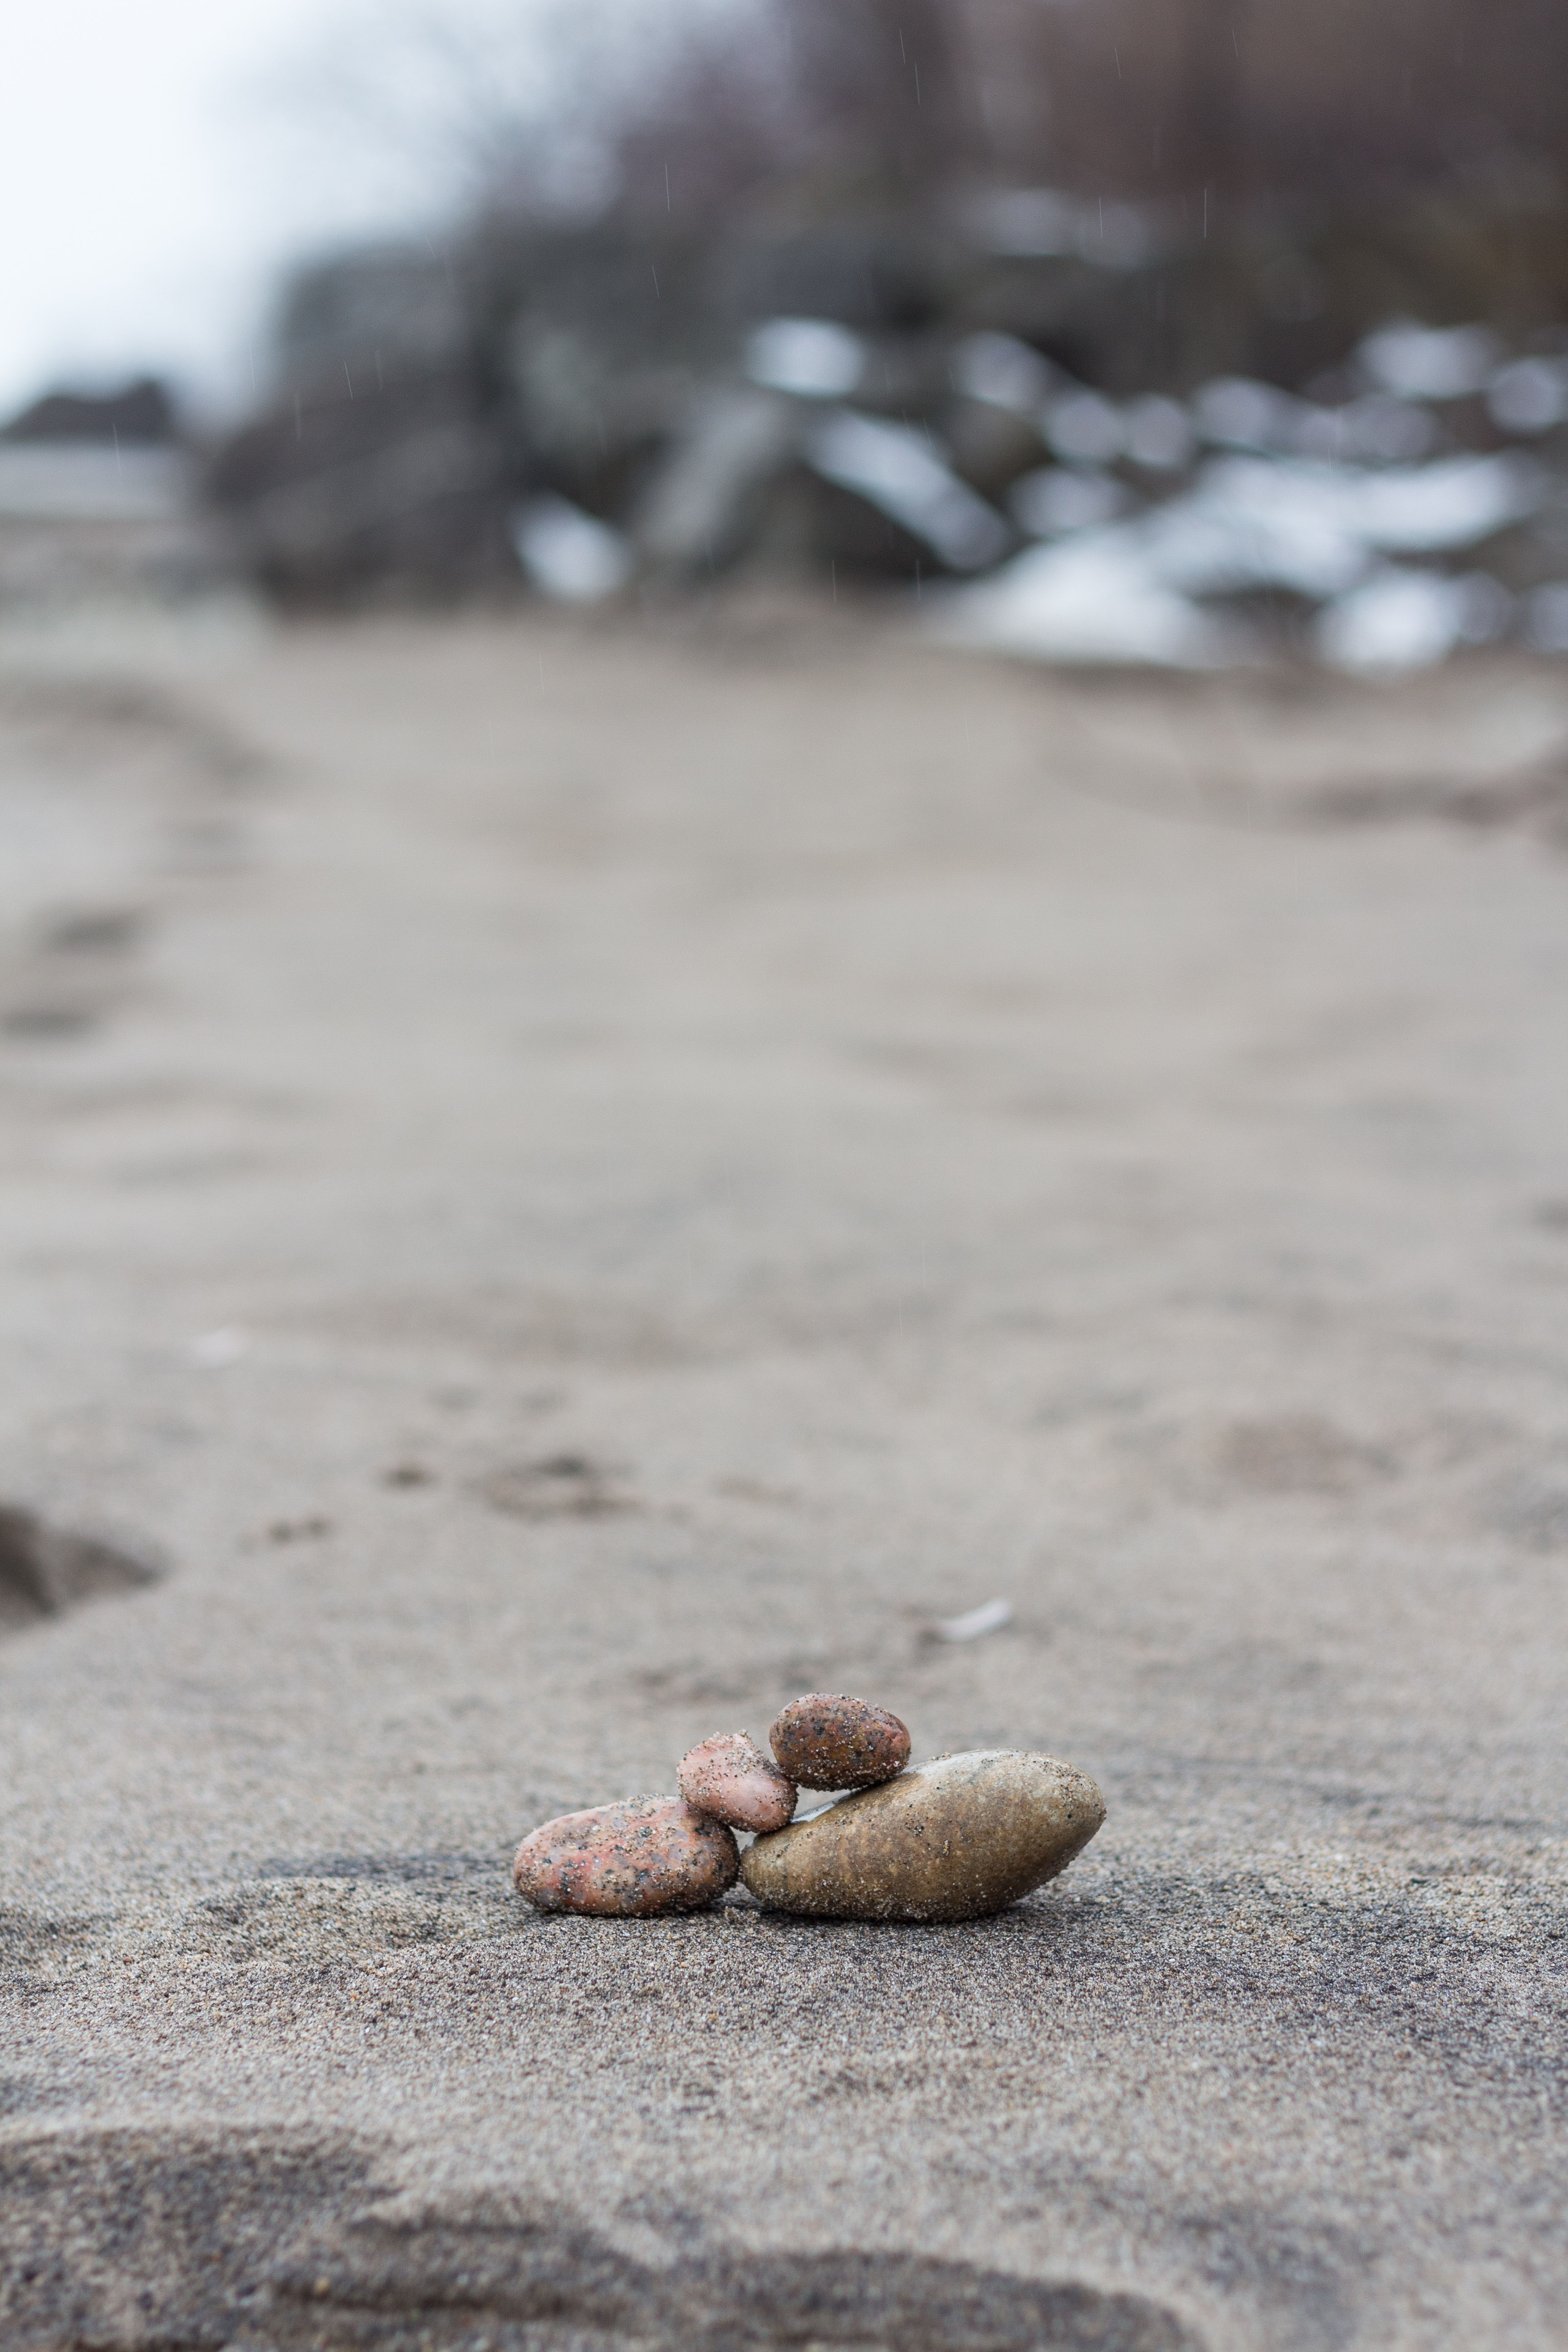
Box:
[677,1731,798,1833]
[513,1797,739,1916]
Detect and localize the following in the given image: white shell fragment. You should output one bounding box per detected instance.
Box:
[931,1597,1014,1643]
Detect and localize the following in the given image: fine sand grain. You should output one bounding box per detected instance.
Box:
[2,603,1568,2349]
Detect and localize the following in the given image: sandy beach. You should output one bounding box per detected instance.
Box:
[3,601,1568,2350]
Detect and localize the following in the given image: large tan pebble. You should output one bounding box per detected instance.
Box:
[513,1797,738,1916]
[740,1749,1104,1922]
[769,1692,911,1790]
[677,1732,797,1832]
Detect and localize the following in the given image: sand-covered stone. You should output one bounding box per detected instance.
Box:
[769,1692,911,1790]
[514,1797,739,1916]
[677,1731,798,1831]
[740,1749,1104,1921]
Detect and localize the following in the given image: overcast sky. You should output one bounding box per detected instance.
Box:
[0,0,467,422]
[1,0,739,426]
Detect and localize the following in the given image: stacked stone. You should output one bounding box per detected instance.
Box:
[512,1695,1105,1925]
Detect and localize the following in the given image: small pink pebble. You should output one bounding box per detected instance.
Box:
[677,1730,798,1833]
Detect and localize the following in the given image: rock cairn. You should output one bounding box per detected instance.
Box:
[512,1694,1105,1924]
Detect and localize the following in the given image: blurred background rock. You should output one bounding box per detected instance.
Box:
[8,0,1568,663]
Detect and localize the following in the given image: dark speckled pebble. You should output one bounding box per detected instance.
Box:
[769,1693,911,1790]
